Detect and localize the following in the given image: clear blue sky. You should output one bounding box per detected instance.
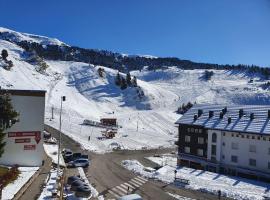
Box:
[0,0,270,67]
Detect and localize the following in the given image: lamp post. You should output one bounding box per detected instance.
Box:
[57,96,66,177]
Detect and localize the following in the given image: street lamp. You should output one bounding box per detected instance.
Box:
[57,96,66,177]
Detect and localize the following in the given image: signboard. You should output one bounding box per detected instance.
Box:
[8,131,41,144]
[24,145,36,150]
[15,138,31,143]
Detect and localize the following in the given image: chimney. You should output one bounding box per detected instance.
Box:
[250,113,254,120]
[209,111,214,118]
[239,109,244,118]
[198,109,203,117]
[194,114,198,121]
[228,117,232,124]
[222,106,227,114]
[219,112,224,119]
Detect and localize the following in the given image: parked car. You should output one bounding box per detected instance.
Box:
[70,180,88,191]
[118,194,143,200]
[67,176,82,185]
[68,158,90,168]
[75,185,92,198]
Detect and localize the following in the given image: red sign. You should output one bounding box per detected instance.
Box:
[15,138,31,143]
[24,145,36,150]
[8,131,41,144]
[8,131,40,137]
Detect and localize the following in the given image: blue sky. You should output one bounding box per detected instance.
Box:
[0,0,270,67]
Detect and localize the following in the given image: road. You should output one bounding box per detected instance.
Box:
[47,125,231,200]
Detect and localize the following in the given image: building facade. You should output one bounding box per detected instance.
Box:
[176,105,270,182]
[0,89,46,167]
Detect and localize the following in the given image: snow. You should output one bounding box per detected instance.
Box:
[0,27,66,46]
[43,143,66,167]
[38,168,58,200]
[2,167,39,200]
[1,28,270,154]
[122,159,270,200]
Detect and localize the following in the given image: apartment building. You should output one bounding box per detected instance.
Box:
[175,104,270,182]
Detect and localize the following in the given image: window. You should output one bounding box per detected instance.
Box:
[241,135,244,138]
[185,135,191,142]
[191,128,194,133]
[212,133,217,143]
[197,149,204,156]
[263,137,266,141]
[268,148,270,155]
[187,128,190,132]
[232,133,234,137]
[247,135,250,139]
[257,136,260,140]
[223,132,226,136]
[211,145,216,155]
[252,136,255,139]
[222,142,225,146]
[194,129,198,133]
[211,156,216,161]
[249,159,256,167]
[198,137,204,144]
[268,162,270,169]
[231,142,239,150]
[249,145,256,153]
[231,155,238,163]
[222,155,225,159]
[198,129,202,133]
[184,147,190,153]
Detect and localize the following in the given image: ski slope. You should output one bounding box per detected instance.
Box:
[1,28,270,153]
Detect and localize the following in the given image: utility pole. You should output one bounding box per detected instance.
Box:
[57,96,66,177]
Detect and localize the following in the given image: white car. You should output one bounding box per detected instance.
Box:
[68,158,89,168]
[118,194,143,200]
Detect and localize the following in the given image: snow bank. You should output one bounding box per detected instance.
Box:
[43,143,65,167]
[122,160,270,200]
[38,168,58,200]
[2,167,39,200]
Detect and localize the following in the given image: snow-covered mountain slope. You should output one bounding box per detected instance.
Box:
[0,27,65,46]
[1,29,270,153]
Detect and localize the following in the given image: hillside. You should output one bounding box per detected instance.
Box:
[0,27,270,153]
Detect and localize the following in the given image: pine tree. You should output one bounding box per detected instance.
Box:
[0,93,19,158]
[126,72,131,86]
[120,77,127,90]
[1,49,8,61]
[115,72,121,86]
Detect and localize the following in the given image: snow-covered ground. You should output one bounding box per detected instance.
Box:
[43,143,65,167]
[2,167,39,200]
[38,168,58,200]
[122,159,270,200]
[1,28,270,153]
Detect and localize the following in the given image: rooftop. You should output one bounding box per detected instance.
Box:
[176,104,270,135]
[0,88,46,97]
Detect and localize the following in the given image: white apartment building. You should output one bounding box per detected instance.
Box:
[0,89,46,166]
[176,104,270,182]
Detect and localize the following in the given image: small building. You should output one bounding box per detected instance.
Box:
[100,118,117,126]
[0,89,46,167]
[175,104,270,182]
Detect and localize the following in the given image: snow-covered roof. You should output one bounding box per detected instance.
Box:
[176,104,270,135]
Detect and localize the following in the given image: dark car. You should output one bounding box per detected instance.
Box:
[70,180,88,191]
[75,185,92,198]
[67,176,82,185]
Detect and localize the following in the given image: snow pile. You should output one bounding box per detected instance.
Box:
[43,143,65,167]
[146,154,177,167]
[2,167,39,200]
[78,167,99,198]
[122,160,270,200]
[38,168,58,200]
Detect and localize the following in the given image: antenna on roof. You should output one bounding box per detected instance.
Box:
[239,109,244,118]
[228,117,232,124]
[209,111,214,118]
[250,113,254,120]
[219,112,224,119]
[198,109,203,117]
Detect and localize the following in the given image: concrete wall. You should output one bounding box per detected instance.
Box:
[0,94,45,166]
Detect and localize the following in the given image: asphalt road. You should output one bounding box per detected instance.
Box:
[48,125,231,200]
